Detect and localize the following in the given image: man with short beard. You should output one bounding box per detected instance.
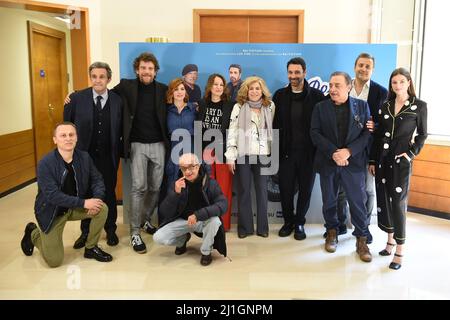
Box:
[112,52,168,254]
[272,57,326,240]
[226,64,243,103]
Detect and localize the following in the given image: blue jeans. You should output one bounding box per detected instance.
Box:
[153,217,221,255]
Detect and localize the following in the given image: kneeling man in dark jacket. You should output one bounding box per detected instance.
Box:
[20,122,113,267]
[154,153,227,266]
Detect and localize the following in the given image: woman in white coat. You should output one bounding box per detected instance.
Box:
[225,76,276,238]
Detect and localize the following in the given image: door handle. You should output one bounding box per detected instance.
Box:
[48,103,54,121]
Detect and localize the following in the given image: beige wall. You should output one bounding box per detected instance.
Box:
[29,0,103,61]
[0,7,73,135]
[100,0,373,85]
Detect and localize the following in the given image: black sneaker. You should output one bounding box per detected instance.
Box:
[21,222,37,256]
[175,233,191,255]
[141,221,157,235]
[200,254,212,266]
[131,234,147,254]
[84,245,113,262]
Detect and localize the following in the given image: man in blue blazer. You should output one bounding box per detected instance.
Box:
[64,62,122,248]
[311,71,372,263]
[329,53,388,242]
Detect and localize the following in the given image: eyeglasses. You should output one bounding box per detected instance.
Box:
[179,164,199,172]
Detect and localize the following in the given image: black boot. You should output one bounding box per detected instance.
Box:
[278,223,294,237]
[73,233,88,249]
[175,233,191,255]
[294,225,306,240]
[21,222,37,256]
[106,232,119,246]
[84,245,113,262]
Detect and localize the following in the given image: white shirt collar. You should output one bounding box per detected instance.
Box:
[350,79,370,101]
[92,89,108,108]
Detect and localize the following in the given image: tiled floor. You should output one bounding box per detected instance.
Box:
[1,184,449,299]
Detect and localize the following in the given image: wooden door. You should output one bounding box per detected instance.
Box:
[198,15,249,42]
[28,21,68,164]
[194,10,304,43]
[249,16,298,43]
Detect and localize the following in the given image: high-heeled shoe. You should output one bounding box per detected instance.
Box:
[379,242,396,256]
[389,253,403,270]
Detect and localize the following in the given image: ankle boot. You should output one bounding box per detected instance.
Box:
[356,237,372,262]
[325,229,338,253]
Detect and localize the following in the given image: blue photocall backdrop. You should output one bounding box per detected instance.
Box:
[119,43,397,225]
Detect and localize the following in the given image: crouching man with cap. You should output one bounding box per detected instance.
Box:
[153,153,227,266]
[20,122,113,267]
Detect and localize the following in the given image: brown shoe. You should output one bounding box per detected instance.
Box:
[325,229,338,253]
[356,237,372,262]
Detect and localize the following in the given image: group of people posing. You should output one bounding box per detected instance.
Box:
[20,52,427,270]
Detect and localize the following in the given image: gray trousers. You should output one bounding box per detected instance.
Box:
[235,156,269,235]
[153,217,221,255]
[130,142,165,235]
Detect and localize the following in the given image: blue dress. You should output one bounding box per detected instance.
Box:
[165,102,197,186]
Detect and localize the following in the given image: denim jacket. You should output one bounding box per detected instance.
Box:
[34,149,105,233]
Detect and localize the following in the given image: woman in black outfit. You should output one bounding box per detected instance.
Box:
[369,68,427,270]
[198,74,234,231]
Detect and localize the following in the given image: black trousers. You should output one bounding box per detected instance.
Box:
[81,154,118,235]
[278,150,315,226]
[375,156,411,245]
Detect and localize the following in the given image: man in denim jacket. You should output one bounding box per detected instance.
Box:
[20,122,112,267]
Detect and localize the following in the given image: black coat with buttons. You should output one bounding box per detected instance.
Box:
[369,97,427,164]
[64,87,123,170]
